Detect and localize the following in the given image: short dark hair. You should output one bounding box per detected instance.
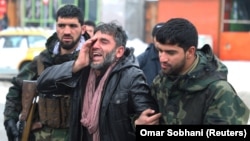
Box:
[56,4,84,25]
[152,22,164,37]
[95,21,127,47]
[156,18,198,51]
[84,20,96,27]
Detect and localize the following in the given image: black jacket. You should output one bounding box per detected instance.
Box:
[137,43,161,86]
[37,47,159,141]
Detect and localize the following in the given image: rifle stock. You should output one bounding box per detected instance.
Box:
[19,80,37,141]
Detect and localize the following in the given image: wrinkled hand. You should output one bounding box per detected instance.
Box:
[73,37,97,72]
[135,109,162,125]
[4,119,19,141]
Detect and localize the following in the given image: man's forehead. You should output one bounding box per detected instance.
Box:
[57,17,79,23]
[94,31,113,39]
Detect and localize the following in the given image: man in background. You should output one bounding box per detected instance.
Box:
[84,20,96,37]
[137,22,164,86]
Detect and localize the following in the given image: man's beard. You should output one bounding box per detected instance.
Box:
[164,57,186,75]
[91,48,116,70]
[60,35,81,50]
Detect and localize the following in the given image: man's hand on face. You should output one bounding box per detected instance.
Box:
[73,37,97,73]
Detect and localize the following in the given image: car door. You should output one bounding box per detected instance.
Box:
[0,35,28,78]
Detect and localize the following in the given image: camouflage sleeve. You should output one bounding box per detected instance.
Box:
[204,81,250,124]
[3,57,39,122]
[150,74,166,100]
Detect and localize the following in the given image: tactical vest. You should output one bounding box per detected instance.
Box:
[37,57,71,128]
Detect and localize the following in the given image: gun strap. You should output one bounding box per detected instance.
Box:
[37,56,44,76]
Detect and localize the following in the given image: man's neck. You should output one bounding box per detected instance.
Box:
[60,47,76,55]
[181,55,199,75]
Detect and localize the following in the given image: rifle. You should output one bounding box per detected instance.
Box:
[18,80,38,141]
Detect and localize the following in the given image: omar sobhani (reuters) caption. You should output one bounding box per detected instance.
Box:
[136,125,249,141]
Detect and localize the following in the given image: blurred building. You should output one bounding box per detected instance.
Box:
[0,0,8,30]
[6,0,250,61]
[5,0,151,42]
[157,0,250,61]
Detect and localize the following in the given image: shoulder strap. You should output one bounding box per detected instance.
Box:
[37,56,44,76]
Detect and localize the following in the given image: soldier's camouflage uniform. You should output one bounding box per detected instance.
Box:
[4,32,90,141]
[151,44,250,124]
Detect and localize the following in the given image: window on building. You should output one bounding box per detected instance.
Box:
[222,0,250,32]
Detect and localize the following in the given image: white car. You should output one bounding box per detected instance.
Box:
[0,27,54,80]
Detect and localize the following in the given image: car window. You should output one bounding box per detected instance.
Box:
[2,36,23,48]
[28,36,47,48]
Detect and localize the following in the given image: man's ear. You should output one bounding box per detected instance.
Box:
[116,46,125,58]
[186,46,196,59]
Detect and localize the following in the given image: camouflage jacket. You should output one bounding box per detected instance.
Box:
[151,44,250,124]
[3,32,90,122]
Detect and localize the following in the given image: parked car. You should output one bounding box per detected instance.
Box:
[0,27,54,80]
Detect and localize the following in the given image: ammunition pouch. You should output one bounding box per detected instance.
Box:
[38,94,71,128]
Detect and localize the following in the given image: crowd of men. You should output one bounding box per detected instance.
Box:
[3,4,249,141]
